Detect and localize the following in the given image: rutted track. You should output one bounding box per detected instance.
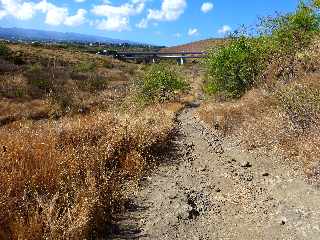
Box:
[111,104,320,240]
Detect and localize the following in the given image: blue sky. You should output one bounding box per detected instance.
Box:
[0,0,300,46]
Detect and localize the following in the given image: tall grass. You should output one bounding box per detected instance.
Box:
[0,104,180,239]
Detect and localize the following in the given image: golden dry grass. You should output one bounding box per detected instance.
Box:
[0,101,183,239]
[0,43,187,239]
[197,73,320,179]
[160,38,227,53]
[0,43,141,125]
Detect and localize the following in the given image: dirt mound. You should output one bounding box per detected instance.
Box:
[160,38,227,53]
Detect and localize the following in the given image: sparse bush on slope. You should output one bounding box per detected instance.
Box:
[0,42,10,58]
[199,0,320,184]
[276,78,320,131]
[204,1,320,97]
[138,64,188,103]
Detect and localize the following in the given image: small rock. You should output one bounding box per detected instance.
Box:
[187,101,201,108]
[214,145,224,154]
[188,209,200,219]
[215,188,221,193]
[262,172,270,177]
[240,160,252,168]
[240,173,254,182]
[281,220,286,225]
[199,166,207,172]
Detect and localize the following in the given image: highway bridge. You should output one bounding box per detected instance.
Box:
[98,50,207,64]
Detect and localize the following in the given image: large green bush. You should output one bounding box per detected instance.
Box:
[204,36,269,97]
[138,64,188,103]
[205,1,320,98]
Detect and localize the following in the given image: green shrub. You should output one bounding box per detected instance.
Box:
[138,64,188,103]
[73,61,96,73]
[204,36,269,97]
[261,2,320,55]
[25,64,53,97]
[205,1,320,98]
[87,74,109,92]
[101,58,114,69]
[72,72,109,92]
[49,90,74,115]
[0,43,11,58]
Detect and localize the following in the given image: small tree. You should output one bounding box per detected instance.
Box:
[0,42,11,58]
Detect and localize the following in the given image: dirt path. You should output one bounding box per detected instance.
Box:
[111,104,320,240]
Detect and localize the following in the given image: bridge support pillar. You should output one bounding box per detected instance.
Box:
[180,57,184,65]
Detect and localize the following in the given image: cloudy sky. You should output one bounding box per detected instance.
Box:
[0,0,299,46]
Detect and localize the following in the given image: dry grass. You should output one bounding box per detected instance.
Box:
[0,42,188,239]
[0,101,183,239]
[198,36,320,180]
[197,71,320,181]
[0,44,139,125]
[160,38,227,53]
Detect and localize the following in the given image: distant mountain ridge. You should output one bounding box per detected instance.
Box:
[0,27,140,45]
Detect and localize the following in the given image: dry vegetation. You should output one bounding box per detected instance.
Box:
[160,38,227,53]
[0,43,137,125]
[0,43,187,239]
[198,1,320,184]
[197,38,320,183]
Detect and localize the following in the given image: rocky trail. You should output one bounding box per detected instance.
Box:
[110,103,320,240]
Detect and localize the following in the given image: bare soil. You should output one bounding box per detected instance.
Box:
[110,102,320,240]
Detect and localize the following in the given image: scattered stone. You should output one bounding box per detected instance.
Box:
[188,209,200,219]
[214,145,225,154]
[281,220,286,225]
[215,188,221,193]
[187,101,201,108]
[240,160,252,168]
[199,166,207,172]
[240,173,254,182]
[262,172,270,177]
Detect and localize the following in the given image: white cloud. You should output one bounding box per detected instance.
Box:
[35,0,68,26]
[136,18,148,29]
[64,9,87,26]
[0,9,6,19]
[0,0,36,20]
[74,0,85,2]
[96,17,129,31]
[147,0,186,22]
[188,28,198,36]
[201,2,213,13]
[91,0,145,31]
[218,25,231,34]
[137,0,186,29]
[0,0,87,26]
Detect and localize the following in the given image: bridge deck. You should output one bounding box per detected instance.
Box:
[100,50,207,64]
